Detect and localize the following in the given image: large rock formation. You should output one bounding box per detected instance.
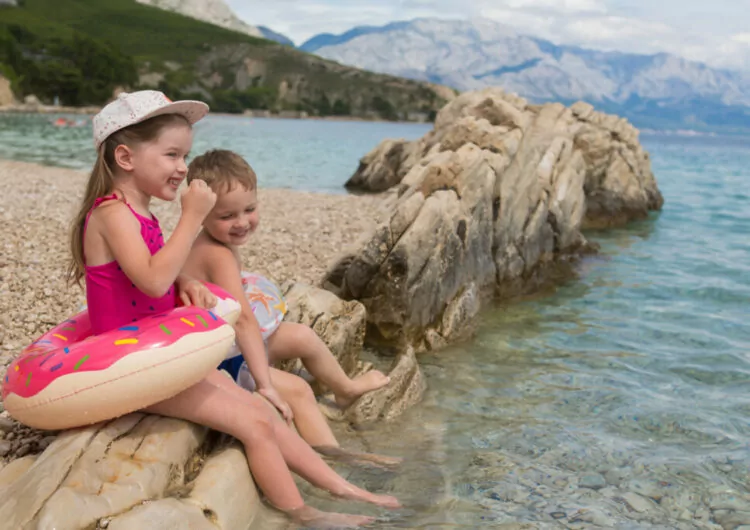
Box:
[0,413,287,530]
[329,88,663,350]
[346,89,662,228]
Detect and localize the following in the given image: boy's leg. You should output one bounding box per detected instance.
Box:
[271,368,403,468]
[270,367,339,447]
[267,322,390,408]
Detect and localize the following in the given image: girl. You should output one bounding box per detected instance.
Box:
[67,90,400,528]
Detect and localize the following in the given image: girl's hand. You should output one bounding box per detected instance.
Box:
[181,179,216,222]
[178,278,217,309]
[258,386,294,425]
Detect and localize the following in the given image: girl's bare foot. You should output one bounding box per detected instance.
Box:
[315,445,403,470]
[335,370,391,409]
[287,505,375,529]
[333,483,402,509]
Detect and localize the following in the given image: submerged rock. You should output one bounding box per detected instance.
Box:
[325,88,663,350]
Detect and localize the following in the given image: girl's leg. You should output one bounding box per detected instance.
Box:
[272,368,402,469]
[144,371,378,527]
[146,371,400,508]
[216,371,401,510]
[267,322,390,408]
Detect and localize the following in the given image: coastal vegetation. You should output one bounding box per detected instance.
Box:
[0,0,448,119]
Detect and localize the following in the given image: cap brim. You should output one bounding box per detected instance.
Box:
[138,100,210,127]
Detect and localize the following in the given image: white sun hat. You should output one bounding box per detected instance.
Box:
[93,90,209,148]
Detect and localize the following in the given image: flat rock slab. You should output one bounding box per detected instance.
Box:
[0,413,283,530]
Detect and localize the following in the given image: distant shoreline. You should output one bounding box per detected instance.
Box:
[2,103,747,137]
[0,103,433,125]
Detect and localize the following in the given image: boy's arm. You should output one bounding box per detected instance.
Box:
[204,248,293,423]
[204,246,274,390]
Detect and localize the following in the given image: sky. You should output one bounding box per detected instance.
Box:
[226,0,750,71]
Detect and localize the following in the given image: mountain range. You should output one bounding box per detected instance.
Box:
[92,2,750,131]
[300,18,750,131]
[134,0,293,45]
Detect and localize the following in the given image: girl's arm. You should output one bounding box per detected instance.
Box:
[97,182,215,297]
[175,273,217,308]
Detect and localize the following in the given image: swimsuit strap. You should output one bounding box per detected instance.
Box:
[82,193,144,264]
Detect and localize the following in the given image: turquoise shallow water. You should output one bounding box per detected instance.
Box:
[1,113,749,527]
[0,113,431,193]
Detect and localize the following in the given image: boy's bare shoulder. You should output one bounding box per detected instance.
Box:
[192,235,237,273]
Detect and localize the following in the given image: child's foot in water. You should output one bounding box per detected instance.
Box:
[335,370,391,409]
[332,483,401,509]
[347,451,403,470]
[316,446,403,470]
[288,505,375,529]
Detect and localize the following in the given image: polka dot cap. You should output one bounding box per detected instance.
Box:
[93,90,210,148]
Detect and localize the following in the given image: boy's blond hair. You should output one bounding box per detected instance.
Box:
[187,149,257,193]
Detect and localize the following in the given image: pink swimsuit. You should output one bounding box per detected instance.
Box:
[84,194,176,335]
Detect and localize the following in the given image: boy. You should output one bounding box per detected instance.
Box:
[183,149,395,456]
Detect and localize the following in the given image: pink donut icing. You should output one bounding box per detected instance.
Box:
[2,282,237,401]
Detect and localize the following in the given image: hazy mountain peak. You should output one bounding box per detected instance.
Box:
[135,0,293,45]
[301,18,750,130]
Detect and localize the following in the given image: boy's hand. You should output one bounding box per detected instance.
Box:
[178,278,217,309]
[258,386,294,425]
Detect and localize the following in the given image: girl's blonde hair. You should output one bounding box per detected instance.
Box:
[67,114,190,287]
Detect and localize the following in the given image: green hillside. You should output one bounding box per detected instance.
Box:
[0,0,449,118]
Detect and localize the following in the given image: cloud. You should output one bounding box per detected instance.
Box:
[476,8,556,36]
[504,0,606,13]
[562,16,676,46]
[732,33,750,45]
[226,0,750,71]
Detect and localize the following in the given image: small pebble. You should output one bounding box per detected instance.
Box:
[0,439,11,457]
[15,443,32,458]
[37,436,57,451]
[579,473,607,490]
[0,417,14,433]
[621,492,654,513]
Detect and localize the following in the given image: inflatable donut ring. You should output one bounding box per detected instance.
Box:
[224,272,287,359]
[2,283,241,431]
